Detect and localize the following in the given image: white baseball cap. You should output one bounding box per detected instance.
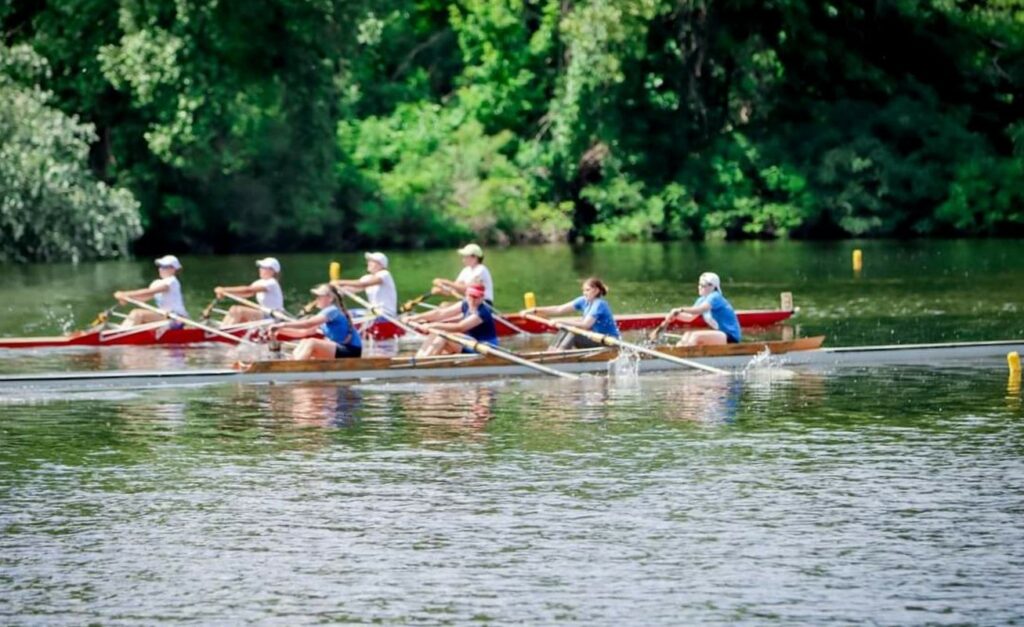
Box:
[256,257,281,273]
[699,272,722,292]
[457,243,484,258]
[154,255,182,270]
[310,284,333,297]
[364,251,389,268]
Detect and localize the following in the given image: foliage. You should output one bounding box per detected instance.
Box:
[0,44,141,262]
[3,0,1023,259]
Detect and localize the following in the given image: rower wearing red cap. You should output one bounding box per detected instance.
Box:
[408,282,498,356]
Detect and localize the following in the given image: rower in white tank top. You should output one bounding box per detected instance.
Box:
[215,257,287,326]
[252,277,284,312]
[152,275,188,317]
[432,243,494,303]
[332,252,398,317]
[113,254,189,328]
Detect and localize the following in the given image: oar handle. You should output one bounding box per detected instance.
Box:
[200,297,221,320]
[122,296,259,346]
[400,291,434,313]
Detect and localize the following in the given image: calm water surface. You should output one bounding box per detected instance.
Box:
[2,241,1023,623]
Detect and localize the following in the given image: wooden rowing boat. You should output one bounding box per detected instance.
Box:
[2,337,1021,392]
[0,308,795,349]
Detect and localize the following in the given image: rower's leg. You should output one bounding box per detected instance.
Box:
[293,338,338,360]
[124,309,163,327]
[677,330,728,347]
[416,335,445,357]
[222,306,261,327]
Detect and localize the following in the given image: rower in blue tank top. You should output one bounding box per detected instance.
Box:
[522,277,619,350]
[668,272,742,346]
[409,283,498,356]
[269,284,362,360]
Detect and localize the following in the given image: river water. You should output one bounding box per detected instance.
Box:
[2,240,1023,623]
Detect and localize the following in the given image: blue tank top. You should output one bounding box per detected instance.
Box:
[461,301,498,345]
[320,305,362,349]
[695,291,741,342]
[571,296,620,337]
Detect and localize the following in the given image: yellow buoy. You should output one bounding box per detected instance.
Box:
[852,249,863,272]
[523,292,537,310]
[329,261,342,281]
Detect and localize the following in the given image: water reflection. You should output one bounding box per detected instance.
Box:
[266,383,363,427]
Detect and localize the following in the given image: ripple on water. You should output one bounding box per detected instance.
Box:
[1,366,1023,624]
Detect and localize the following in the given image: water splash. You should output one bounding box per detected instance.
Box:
[607,346,641,381]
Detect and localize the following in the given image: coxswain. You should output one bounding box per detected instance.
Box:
[269,285,362,360]
[667,272,742,346]
[522,277,619,350]
[113,255,189,327]
[409,283,497,356]
[214,257,285,326]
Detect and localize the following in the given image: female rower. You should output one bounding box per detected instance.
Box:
[523,277,619,350]
[667,272,742,346]
[431,243,494,304]
[113,255,189,327]
[410,283,497,357]
[269,285,362,360]
[331,252,398,317]
[214,257,285,326]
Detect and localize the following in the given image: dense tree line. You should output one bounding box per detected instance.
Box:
[2,0,1022,261]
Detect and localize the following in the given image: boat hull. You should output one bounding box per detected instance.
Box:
[0,309,795,349]
[6,337,1022,392]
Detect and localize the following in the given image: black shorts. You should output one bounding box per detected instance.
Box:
[727,335,740,344]
[334,343,362,359]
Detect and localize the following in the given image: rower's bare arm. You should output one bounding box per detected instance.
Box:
[215,285,260,297]
[524,302,575,317]
[114,284,167,302]
[446,313,481,333]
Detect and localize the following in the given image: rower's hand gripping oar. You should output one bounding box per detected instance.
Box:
[120,296,259,346]
[520,312,729,375]
[328,266,577,380]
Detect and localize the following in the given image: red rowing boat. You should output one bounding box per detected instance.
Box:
[0,308,795,349]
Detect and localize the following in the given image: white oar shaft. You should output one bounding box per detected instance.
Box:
[122,296,258,346]
[339,289,577,380]
[522,313,728,375]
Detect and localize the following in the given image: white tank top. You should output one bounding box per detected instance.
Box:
[365,270,397,317]
[252,278,284,312]
[456,264,494,301]
[152,276,188,317]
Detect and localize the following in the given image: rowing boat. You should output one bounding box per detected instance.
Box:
[0,308,795,349]
[2,337,1021,392]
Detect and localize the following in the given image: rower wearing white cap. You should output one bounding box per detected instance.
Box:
[431,243,494,304]
[214,257,286,326]
[331,252,397,318]
[667,272,742,346]
[113,255,189,327]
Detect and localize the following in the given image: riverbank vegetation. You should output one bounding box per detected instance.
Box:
[2,0,1022,260]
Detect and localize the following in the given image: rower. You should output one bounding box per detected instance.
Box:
[269,285,362,360]
[331,252,397,318]
[522,277,619,350]
[667,272,742,346]
[431,243,494,305]
[214,257,285,325]
[409,283,497,357]
[113,255,189,328]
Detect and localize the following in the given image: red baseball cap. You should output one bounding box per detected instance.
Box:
[466,284,486,299]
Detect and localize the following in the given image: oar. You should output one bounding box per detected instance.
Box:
[521,312,729,375]
[427,282,530,336]
[400,291,435,314]
[335,286,578,380]
[647,310,677,342]
[200,297,221,321]
[120,296,259,346]
[221,292,296,322]
[99,319,172,342]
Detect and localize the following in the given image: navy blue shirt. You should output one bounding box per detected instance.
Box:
[461,301,498,345]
